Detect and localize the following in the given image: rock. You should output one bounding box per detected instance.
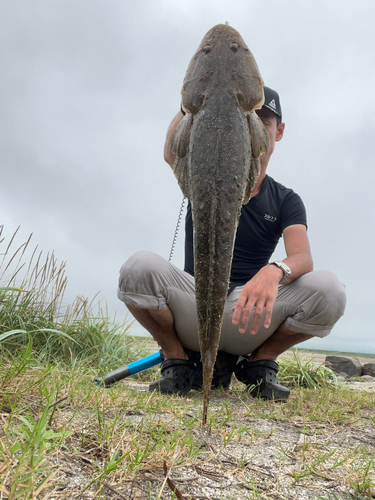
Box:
[362,363,375,377]
[361,375,375,381]
[325,355,363,377]
[338,372,350,379]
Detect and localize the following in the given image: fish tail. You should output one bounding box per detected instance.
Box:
[202,364,214,426]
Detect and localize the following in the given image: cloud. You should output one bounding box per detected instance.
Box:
[0,0,374,352]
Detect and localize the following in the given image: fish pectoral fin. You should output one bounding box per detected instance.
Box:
[170,113,192,157]
[170,114,193,198]
[172,155,191,198]
[243,178,252,205]
[248,111,269,157]
[243,156,261,204]
[242,112,269,204]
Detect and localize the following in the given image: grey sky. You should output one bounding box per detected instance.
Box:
[1,0,374,352]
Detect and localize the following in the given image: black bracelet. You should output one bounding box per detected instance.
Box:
[180,103,186,116]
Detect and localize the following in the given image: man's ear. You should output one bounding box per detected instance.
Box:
[276,122,285,142]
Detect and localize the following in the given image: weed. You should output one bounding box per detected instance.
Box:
[278,349,338,389]
[1,392,72,499]
[1,227,375,499]
[0,227,134,370]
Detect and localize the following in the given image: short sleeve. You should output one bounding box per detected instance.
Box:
[279,192,307,232]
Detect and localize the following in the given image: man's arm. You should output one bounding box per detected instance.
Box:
[164,111,184,167]
[280,224,313,284]
[232,224,313,335]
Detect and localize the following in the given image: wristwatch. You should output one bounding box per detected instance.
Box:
[269,261,291,284]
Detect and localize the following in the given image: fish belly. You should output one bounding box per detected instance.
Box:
[189,102,251,414]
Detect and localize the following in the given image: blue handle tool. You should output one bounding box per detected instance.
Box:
[93,351,163,387]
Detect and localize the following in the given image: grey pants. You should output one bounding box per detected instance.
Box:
[117,251,347,357]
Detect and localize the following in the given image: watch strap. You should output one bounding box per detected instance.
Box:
[269,261,291,284]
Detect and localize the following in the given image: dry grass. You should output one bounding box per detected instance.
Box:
[1,227,374,499]
[0,226,135,370]
[1,345,375,500]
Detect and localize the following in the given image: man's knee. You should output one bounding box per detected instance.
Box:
[118,251,168,293]
[304,270,347,322]
[285,270,346,337]
[117,251,171,310]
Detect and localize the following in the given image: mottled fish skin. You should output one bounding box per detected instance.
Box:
[170,24,269,425]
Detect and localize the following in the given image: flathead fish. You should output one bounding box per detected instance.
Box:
[170,24,269,425]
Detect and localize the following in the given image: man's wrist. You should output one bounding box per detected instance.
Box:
[269,261,291,284]
[268,263,284,282]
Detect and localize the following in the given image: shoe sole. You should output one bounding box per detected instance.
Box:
[249,382,290,401]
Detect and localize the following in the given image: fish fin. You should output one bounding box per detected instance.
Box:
[170,113,192,157]
[172,155,191,198]
[243,112,268,204]
[170,113,193,198]
[242,177,252,205]
[242,156,260,204]
[248,111,269,157]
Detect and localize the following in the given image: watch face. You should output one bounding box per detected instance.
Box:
[270,261,291,279]
[281,263,291,275]
[273,262,291,282]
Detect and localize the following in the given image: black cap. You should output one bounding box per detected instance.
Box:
[263,86,282,121]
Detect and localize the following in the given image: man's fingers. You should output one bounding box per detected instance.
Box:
[238,301,256,334]
[263,301,274,329]
[232,270,279,334]
[249,302,265,335]
[232,294,248,325]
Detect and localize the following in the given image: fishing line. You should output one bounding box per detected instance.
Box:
[168,197,186,262]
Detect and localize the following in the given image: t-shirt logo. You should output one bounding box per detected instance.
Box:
[264,214,277,222]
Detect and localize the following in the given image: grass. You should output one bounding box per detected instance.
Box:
[0,226,145,371]
[1,226,375,499]
[2,365,374,499]
[278,350,339,389]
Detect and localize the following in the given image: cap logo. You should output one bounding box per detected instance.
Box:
[268,99,277,110]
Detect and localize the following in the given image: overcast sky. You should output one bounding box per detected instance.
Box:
[1,0,374,353]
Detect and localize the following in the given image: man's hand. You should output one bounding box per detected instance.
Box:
[232,225,313,335]
[232,264,283,335]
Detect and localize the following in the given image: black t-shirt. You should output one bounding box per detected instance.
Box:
[184,175,307,284]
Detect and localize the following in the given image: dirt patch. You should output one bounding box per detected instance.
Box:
[13,379,373,500]
[8,348,373,500]
[110,377,375,500]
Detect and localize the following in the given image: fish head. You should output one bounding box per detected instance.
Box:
[181,24,265,114]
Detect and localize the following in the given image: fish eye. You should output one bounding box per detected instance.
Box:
[203,45,211,54]
[230,43,239,52]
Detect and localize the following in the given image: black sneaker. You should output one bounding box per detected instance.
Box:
[235,359,290,401]
[149,359,200,395]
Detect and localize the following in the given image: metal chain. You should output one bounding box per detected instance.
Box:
[168,197,186,262]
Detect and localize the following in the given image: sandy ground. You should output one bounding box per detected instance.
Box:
[280,350,375,366]
[140,337,375,366]
[139,339,375,394]
[37,343,374,500]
